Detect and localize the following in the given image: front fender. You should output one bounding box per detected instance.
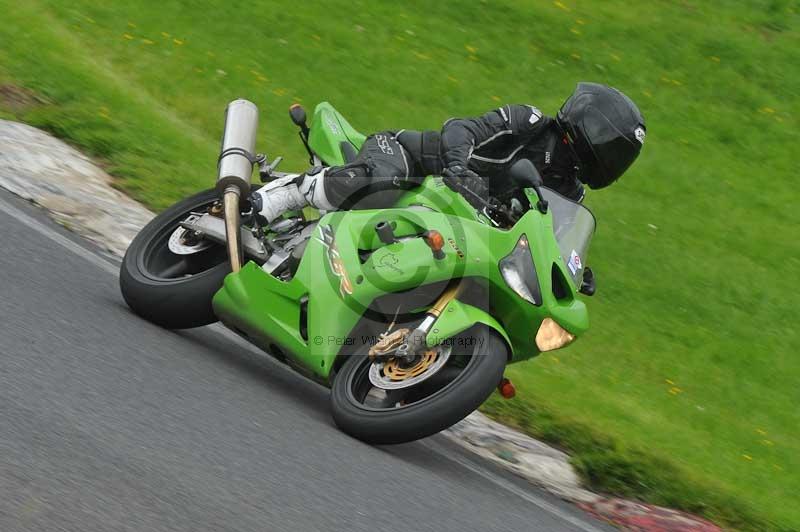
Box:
[425,299,513,360]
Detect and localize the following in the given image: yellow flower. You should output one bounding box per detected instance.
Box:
[710,56,720,62]
[469,55,479,61]
[668,386,682,395]
[465,45,478,53]
[643,90,653,98]
[173,38,184,45]
[447,75,459,83]
[128,22,137,28]
[760,439,774,446]
[665,379,675,385]
[491,95,501,102]
[742,454,753,461]
[141,39,155,45]
[570,53,581,60]
[610,53,621,62]
[161,32,170,38]
[272,88,287,97]
[312,34,321,41]
[554,0,570,11]
[123,33,134,40]
[759,106,776,114]
[756,428,767,435]
[570,27,581,35]
[576,18,586,25]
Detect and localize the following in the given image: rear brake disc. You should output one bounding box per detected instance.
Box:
[167,225,213,255]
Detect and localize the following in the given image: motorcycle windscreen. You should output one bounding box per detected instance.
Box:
[540,188,596,285]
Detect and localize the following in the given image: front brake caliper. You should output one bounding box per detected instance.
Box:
[368,328,409,361]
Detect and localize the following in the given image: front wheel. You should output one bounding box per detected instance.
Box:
[330,325,507,444]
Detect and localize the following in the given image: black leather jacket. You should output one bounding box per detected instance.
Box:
[439,104,585,202]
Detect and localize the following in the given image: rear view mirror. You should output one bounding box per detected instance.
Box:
[509,159,548,214]
[510,159,544,189]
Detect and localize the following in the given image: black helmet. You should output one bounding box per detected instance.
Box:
[556,82,646,189]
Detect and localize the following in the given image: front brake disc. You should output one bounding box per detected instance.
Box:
[368,345,452,390]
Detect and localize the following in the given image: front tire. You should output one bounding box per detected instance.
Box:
[330,325,507,444]
[120,188,231,329]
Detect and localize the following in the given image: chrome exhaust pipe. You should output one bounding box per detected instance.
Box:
[217,99,259,272]
[222,185,243,271]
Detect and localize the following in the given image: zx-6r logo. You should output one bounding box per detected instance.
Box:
[317,224,354,297]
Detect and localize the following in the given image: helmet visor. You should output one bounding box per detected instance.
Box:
[579,107,642,189]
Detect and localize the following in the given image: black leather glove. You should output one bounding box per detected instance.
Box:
[442,164,488,198]
[441,165,514,224]
[441,169,514,225]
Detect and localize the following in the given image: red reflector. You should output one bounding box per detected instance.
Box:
[498,378,516,399]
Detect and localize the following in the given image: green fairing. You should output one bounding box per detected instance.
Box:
[425,299,511,353]
[212,103,590,384]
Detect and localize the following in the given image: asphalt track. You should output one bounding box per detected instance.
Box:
[0,188,613,532]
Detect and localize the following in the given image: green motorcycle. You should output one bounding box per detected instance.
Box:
[120,100,596,444]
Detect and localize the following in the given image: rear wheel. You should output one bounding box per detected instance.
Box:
[120,188,231,329]
[330,325,507,444]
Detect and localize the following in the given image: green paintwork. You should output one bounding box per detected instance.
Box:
[306,102,366,166]
[212,103,590,384]
[426,299,511,356]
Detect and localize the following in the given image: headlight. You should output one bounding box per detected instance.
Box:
[536,318,576,351]
[499,234,541,305]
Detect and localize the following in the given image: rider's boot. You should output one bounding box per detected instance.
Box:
[250,168,335,223]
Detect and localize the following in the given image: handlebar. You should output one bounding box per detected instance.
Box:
[442,175,516,226]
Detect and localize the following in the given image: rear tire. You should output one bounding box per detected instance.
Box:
[330,325,507,444]
[120,188,231,329]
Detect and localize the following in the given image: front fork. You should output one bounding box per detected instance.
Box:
[397,281,516,398]
[396,281,463,361]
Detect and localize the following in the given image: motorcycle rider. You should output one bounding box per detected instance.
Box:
[252,82,646,222]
